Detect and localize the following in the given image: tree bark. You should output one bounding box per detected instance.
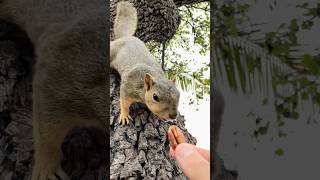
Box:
[0,0,237,180]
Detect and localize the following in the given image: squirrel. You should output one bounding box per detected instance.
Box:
[111,1,180,125]
[0,0,107,180]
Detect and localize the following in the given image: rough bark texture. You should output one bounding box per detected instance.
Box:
[0,23,34,180]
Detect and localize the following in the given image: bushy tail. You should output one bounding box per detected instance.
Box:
[113,1,137,39]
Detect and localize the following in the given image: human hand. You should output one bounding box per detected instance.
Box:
[168,125,210,180]
[170,143,210,180]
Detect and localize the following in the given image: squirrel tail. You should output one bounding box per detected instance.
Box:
[113,1,137,39]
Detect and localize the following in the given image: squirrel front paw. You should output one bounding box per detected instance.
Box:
[118,112,133,125]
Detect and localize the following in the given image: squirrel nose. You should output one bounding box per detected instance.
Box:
[169,113,177,119]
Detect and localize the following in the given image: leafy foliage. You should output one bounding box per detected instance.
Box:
[275,148,284,157]
[147,2,210,104]
[213,0,320,154]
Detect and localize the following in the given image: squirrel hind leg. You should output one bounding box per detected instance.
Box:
[32,119,73,180]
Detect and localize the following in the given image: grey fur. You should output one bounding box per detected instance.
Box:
[113,1,138,39]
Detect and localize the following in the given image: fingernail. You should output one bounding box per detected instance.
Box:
[176,144,194,158]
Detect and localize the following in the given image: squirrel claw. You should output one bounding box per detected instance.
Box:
[118,114,132,125]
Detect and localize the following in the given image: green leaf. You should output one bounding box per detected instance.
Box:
[275,148,284,156]
[302,20,314,30]
[301,54,319,74]
[290,111,299,120]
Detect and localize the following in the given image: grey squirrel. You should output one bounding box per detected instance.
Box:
[110,2,180,125]
[0,0,107,179]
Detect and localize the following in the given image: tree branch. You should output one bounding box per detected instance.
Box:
[161,41,166,71]
[173,0,207,7]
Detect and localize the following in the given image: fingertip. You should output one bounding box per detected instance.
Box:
[174,143,210,180]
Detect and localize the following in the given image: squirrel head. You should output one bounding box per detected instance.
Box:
[144,73,180,120]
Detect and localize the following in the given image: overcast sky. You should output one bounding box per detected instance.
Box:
[179,89,210,149]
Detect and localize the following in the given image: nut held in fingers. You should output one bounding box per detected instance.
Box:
[168,125,186,150]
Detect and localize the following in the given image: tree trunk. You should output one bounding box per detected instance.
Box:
[0,0,237,179]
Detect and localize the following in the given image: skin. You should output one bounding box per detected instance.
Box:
[168,126,210,180]
[170,144,210,180]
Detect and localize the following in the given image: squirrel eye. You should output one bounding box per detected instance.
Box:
[153,94,159,102]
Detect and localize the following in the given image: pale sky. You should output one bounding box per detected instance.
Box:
[173,45,210,150]
[151,3,211,149]
[179,90,210,149]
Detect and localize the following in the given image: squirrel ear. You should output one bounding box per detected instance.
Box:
[144,73,154,91]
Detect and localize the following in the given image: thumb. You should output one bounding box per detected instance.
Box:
[175,143,210,180]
